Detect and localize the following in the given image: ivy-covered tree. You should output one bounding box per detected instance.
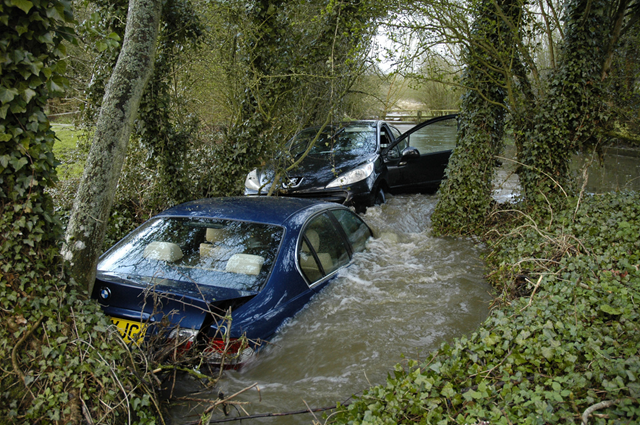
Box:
[1,0,161,421]
[134,0,203,206]
[430,0,515,235]
[399,0,639,235]
[78,0,203,208]
[64,0,162,293]
[518,0,614,205]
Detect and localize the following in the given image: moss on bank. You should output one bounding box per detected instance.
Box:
[332,191,640,424]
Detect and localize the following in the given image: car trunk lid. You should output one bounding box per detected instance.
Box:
[93,272,256,332]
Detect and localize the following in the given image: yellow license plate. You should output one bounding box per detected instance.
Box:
[110,317,147,344]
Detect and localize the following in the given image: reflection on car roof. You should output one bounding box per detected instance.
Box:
[158,196,339,226]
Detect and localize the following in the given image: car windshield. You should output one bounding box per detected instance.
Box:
[97,217,283,293]
[289,123,376,157]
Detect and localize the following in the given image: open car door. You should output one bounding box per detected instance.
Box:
[383,114,458,193]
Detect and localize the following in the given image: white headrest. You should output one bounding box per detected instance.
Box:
[305,229,319,250]
[225,254,265,275]
[143,241,183,262]
[205,228,226,242]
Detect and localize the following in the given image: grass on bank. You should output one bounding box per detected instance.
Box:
[51,123,85,179]
[333,191,640,424]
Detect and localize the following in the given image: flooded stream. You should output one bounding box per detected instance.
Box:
[166,137,640,423]
[167,194,493,424]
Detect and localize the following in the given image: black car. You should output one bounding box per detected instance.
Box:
[244,114,458,212]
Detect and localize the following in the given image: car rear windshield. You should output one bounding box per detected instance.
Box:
[97,217,283,293]
[289,123,376,157]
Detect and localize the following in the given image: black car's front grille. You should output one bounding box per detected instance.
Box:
[279,190,350,205]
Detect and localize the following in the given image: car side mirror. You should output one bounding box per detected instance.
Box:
[399,147,420,165]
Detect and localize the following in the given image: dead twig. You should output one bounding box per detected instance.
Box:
[202,383,259,415]
[582,399,620,424]
[199,404,340,424]
[520,275,544,311]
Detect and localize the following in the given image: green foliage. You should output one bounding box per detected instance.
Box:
[0,0,161,421]
[0,282,161,424]
[218,0,385,182]
[431,0,512,236]
[135,0,203,206]
[333,191,640,424]
[518,0,611,206]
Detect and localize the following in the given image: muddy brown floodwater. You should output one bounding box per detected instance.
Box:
[167,193,494,424]
[167,142,640,424]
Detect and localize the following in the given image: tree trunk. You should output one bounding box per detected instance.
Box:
[63,0,162,294]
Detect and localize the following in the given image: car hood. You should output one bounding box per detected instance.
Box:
[279,153,376,190]
[94,271,256,330]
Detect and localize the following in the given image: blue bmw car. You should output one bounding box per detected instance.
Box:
[92,197,373,366]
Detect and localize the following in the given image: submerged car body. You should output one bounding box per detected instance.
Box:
[92,197,373,365]
[244,114,458,211]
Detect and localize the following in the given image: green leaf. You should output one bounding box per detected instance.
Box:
[10,156,29,172]
[10,0,33,13]
[46,5,64,21]
[22,88,36,103]
[96,40,108,52]
[600,304,622,315]
[0,86,19,104]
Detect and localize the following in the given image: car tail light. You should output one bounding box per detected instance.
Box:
[203,337,255,366]
[167,328,198,355]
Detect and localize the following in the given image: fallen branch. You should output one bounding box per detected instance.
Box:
[202,404,339,424]
[520,275,544,311]
[582,399,620,425]
[202,383,259,415]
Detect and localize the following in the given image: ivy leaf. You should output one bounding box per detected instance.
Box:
[46,78,65,95]
[10,0,33,13]
[0,86,19,104]
[96,40,108,52]
[46,4,64,21]
[10,156,29,172]
[600,304,622,315]
[541,346,555,360]
[22,88,36,103]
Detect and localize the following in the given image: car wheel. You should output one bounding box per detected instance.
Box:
[373,187,386,206]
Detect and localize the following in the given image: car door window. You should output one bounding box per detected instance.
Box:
[388,114,458,155]
[380,128,392,150]
[382,125,404,159]
[407,120,457,154]
[330,209,372,253]
[298,213,350,284]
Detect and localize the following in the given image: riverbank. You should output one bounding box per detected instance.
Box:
[333,191,640,424]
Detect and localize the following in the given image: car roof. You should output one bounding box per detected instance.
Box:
[158,196,342,226]
[302,120,383,131]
